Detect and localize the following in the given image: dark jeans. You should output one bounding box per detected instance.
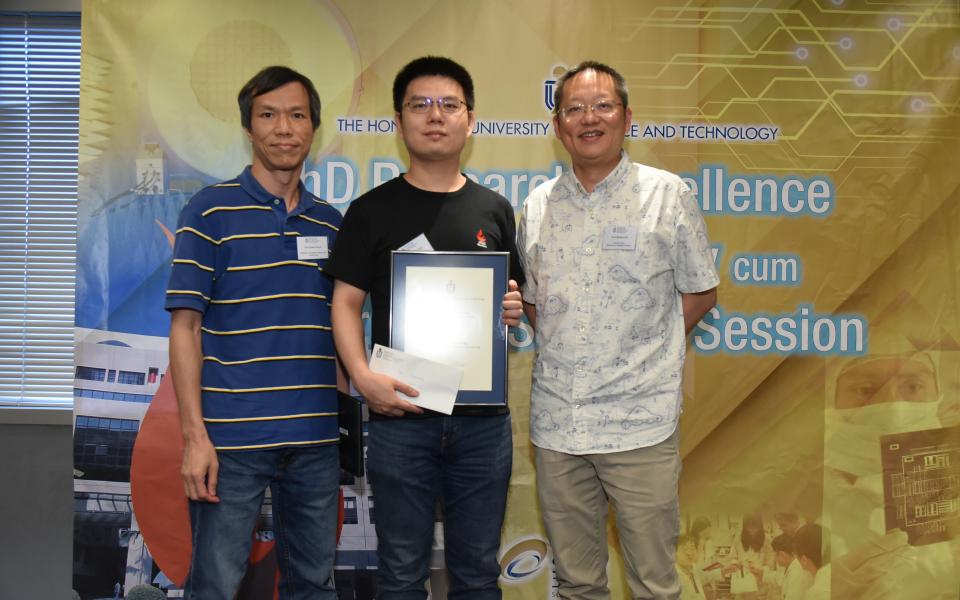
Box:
[367,413,513,600]
[185,444,339,600]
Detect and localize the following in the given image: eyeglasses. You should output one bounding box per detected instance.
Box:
[558,100,622,121]
[402,96,469,114]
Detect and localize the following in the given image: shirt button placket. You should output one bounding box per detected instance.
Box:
[572,192,601,449]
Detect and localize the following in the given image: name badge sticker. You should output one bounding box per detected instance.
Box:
[297,236,329,260]
[602,225,638,250]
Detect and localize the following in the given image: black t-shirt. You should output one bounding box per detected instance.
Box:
[327,175,526,350]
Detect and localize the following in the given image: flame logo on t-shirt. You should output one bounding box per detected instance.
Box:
[476,229,488,248]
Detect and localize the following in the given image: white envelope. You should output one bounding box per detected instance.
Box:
[368,344,463,415]
[398,233,434,252]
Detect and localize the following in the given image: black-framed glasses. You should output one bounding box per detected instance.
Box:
[558,100,622,121]
[403,96,469,114]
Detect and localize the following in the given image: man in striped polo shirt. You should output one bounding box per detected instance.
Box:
[166,66,342,599]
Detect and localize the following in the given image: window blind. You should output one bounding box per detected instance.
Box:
[0,12,80,409]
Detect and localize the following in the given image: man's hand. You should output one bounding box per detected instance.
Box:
[501,279,524,327]
[355,370,423,417]
[181,437,220,503]
[169,308,219,502]
[332,279,423,417]
[682,287,718,335]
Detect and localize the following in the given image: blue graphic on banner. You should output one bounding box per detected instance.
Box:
[76,189,194,336]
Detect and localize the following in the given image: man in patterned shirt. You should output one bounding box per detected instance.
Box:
[166,66,342,599]
[518,60,720,600]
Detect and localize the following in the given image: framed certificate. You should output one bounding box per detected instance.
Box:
[390,251,509,407]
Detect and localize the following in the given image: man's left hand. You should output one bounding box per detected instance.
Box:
[501,280,523,327]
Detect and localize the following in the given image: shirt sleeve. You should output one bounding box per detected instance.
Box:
[501,199,526,288]
[165,195,218,314]
[325,200,373,291]
[517,193,539,304]
[671,185,720,293]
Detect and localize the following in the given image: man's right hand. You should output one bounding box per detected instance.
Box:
[355,370,423,417]
[181,437,220,503]
[330,280,424,418]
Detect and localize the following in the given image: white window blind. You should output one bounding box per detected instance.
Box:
[0,12,80,409]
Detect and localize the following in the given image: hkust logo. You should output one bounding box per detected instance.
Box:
[499,536,550,583]
[475,229,488,248]
[543,65,568,112]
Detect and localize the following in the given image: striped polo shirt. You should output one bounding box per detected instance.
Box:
[165,166,341,451]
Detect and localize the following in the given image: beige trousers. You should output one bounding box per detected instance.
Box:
[536,430,681,600]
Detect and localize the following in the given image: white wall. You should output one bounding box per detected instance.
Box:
[0,419,74,598]
[4,0,81,11]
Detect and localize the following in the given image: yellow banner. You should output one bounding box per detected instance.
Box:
[76,1,960,597]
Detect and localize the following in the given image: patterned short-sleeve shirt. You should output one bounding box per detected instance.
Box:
[518,153,719,454]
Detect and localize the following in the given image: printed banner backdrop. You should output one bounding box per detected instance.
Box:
[73,0,960,597]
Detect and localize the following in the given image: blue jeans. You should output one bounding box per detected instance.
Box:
[185,444,340,600]
[367,414,513,600]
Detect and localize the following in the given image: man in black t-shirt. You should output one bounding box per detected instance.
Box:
[327,57,524,599]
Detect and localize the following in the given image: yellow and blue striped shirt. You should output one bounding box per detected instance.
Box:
[166,166,342,451]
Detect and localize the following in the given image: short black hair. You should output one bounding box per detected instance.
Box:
[794,524,828,568]
[392,56,475,114]
[238,65,321,131]
[552,60,629,114]
[772,533,794,555]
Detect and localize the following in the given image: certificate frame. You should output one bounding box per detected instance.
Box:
[390,251,509,407]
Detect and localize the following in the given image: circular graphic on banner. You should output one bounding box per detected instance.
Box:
[129,375,191,585]
[498,536,549,582]
[189,21,294,123]
[143,0,361,180]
